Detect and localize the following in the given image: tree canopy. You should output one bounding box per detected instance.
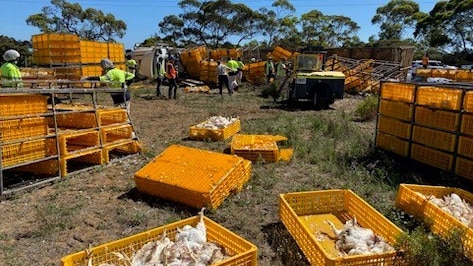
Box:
[26,0,126,42]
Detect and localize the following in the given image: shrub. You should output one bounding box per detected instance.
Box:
[354,94,379,121]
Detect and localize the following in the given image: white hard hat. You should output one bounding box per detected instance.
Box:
[3,49,20,61]
[100,58,114,69]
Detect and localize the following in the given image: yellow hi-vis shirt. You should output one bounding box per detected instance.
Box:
[100,68,135,88]
[1,62,23,88]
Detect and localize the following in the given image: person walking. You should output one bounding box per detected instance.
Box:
[226,57,239,91]
[155,55,166,98]
[265,57,276,83]
[86,58,134,114]
[217,60,232,95]
[125,54,138,87]
[166,55,178,99]
[1,49,23,88]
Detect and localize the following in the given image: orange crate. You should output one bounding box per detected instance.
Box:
[458,136,473,159]
[58,129,100,156]
[414,105,459,132]
[280,190,405,265]
[102,139,141,164]
[410,143,454,171]
[100,124,133,144]
[2,139,47,167]
[14,158,59,176]
[190,118,240,141]
[134,145,251,209]
[0,117,48,141]
[455,156,473,181]
[231,134,285,163]
[380,82,415,103]
[377,115,411,139]
[378,99,413,121]
[61,215,257,266]
[375,132,410,157]
[412,125,457,152]
[416,86,462,110]
[463,91,473,112]
[460,113,473,136]
[396,183,473,260]
[0,94,48,117]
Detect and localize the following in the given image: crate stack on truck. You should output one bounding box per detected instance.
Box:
[31,33,125,81]
[376,81,473,180]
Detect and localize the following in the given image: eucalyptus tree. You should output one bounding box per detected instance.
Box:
[257,0,298,47]
[416,0,473,53]
[299,10,360,48]
[159,0,259,48]
[371,0,420,40]
[26,0,126,42]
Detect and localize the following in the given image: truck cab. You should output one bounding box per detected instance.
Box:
[288,51,345,109]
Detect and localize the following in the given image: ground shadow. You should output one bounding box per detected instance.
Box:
[261,222,311,266]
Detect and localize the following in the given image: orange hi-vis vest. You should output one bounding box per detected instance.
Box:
[166,62,177,79]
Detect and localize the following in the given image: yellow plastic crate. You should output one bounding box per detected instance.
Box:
[231,134,284,163]
[279,190,405,265]
[416,86,463,111]
[0,94,48,117]
[2,139,47,167]
[52,108,128,129]
[0,117,48,142]
[190,118,240,141]
[58,129,100,156]
[134,145,251,209]
[414,105,459,132]
[376,132,410,157]
[378,99,414,121]
[396,183,473,260]
[463,91,473,112]
[412,125,457,152]
[61,215,257,266]
[102,139,142,164]
[380,82,415,103]
[60,148,104,177]
[410,143,454,171]
[458,136,473,159]
[455,156,473,181]
[100,124,133,144]
[377,115,412,139]
[460,113,473,136]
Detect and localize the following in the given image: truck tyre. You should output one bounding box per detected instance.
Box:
[318,84,332,110]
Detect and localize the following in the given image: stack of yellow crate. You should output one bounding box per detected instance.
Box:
[0,94,50,168]
[134,145,252,209]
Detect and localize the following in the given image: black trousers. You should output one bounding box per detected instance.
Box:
[168,78,178,99]
[218,75,230,94]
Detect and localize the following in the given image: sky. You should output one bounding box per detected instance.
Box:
[1,0,440,50]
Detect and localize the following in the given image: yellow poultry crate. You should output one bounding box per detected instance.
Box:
[52,108,128,129]
[61,215,257,266]
[279,190,406,265]
[231,134,290,163]
[189,118,240,141]
[410,143,454,171]
[395,183,473,260]
[102,139,142,164]
[58,129,101,156]
[377,115,412,140]
[134,145,251,209]
[416,86,463,111]
[375,132,410,157]
[0,117,48,142]
[380,82,415,103]
[2,139,47,168]
[100,124,134,144]
[0,94,48,117]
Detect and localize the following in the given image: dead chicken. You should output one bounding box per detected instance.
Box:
[326,216,394,256]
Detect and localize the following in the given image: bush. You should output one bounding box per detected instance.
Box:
[354,94,378,121]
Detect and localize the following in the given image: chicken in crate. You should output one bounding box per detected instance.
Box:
[279,189,406,265]
[61,209,258,265]
[189,116,240,141]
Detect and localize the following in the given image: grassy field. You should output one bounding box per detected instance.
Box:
[0,83,472,265]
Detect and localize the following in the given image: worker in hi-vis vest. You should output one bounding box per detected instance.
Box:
[1,49,23,88]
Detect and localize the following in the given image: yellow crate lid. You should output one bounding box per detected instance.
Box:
[231,134,283,151]
[135,145,244,193]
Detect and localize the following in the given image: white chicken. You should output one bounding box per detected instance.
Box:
[427,193,473,228]
[325,216,394,256]
[195,116,238,129]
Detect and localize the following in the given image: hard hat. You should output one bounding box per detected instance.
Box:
[3,49,20,61]
[100,58,114,69]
